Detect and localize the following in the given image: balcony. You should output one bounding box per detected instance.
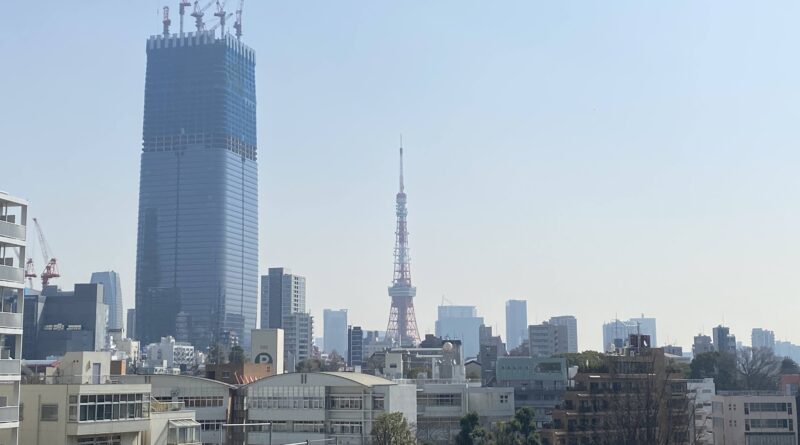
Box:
[0,406,19,424]
[0,266,22,284]
[0,360,20,377]
[0,312,22,330]
[0,221,24,242]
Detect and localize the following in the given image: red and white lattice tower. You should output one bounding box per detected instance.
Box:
[385,143,420,347]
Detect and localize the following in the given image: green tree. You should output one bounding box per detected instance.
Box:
[371,412,415,445]
[690,352,738,390]
[455,412,488,445]
[228,345,247,364]
[557,351,608,372]
[493,407,541,445]
[737,347,780,390]
[780,357,800,375]
[295,358,323,372]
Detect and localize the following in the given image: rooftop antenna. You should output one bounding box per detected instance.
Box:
[162,6,171,37]
[213,1,228,35]
[178,1,192,35]
[399,134,404,193]
[233,0,244,40]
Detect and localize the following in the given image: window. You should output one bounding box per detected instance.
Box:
[293,421,324,433]
[73,392,150,422]
[372,396,385,410]
[40,404,58,421]
[76,436,121,445]
[500,394,509,404]
[331,421,363,435]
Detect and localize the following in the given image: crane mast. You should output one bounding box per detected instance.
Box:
[32,218,60,288]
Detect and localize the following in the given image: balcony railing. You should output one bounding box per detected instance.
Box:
[0,312,22,330]
[0,406,19,423]
[0,221,24,242]
[0,266,22,284]
[0,360,20,376]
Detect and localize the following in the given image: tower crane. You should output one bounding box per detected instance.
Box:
[24,258,36,288]
[32,218,60,288]
[209,12,233,34]
[162,6,171,37]
[233,0,244,40]
[213,1,228,35]
[178,0,192,35]
[191,0,216,32]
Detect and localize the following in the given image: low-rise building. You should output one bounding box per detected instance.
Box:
[687,378,716,445]
[711,391,797,445]
[144,336,196,371]
[240,371,416,445]
[493,356,567,428]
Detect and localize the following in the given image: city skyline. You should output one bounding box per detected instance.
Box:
[6,1,800,351]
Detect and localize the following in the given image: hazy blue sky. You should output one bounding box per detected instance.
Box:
[4,1,800,351]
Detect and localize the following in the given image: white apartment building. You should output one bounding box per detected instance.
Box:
[687,378,716,445]
[712,392,797,445]
[242,372,416,445]
[0,193,28,445]
[144,337,195,369]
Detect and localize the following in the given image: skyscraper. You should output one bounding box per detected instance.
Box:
[505,299,527,351]
[713,325,737,355]
[261,268,306,329]
[529,322,569,357]
[90,271,123,333]
[435,305,484,359]
[752,328,775,350]
[347,325,364,367]
[126,308,136,340]
[323,309,348,355]
[134,29,258,349]
[549,315,578,353]
[385,145,420,347]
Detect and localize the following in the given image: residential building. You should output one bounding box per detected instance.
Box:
[505,300,527,351]
[90,271,124,334]
[711,392,797,445]
[240,372,417,445]
[126,308,136,340]
[369,335,466,381]
[549,315,578,353]
[283,312,313,372]
[541,348,691,445]
[529,322,569,357]
[0,192,27,445]
[435,305,484,359]
[752,328,776,350]
[347,326,364,367]
[260,268,306,330]
[664,345,684,357]
[144,336,196,371]
[7,351,200,445]
[687,378,716,445]
[602,317,657,351]
[693,334,714,356]
[23,283,108,359]
[323,309,348,355]
[493,356,568,428]
[713,325,737,355]
[135,30,259,350]
[478,325,506,386]
[776,341,800,364]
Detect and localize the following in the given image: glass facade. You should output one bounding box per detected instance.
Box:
[135,32,258,349]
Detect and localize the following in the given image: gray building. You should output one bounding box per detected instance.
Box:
[693,334,714,356]
[23,283,108,359]
[478,325,507,386]
[505,299,527,351]
[323,309,348,355]
[529,322,569,357]
[435,305,484,359]
[752,328,775,350]
[602,317,657,351]
[126,308,136,340]
[90,271,123,333]
[713,325,737,355]
[347,325,364,367]
[494,356,568,428]
[135,31,259,350]
[284,312,313,372]
[548,315,578,353]
[260,268,306,330]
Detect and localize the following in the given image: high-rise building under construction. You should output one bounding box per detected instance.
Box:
[135,14,258,349]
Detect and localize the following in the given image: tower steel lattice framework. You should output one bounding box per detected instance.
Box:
[385,143,420,346]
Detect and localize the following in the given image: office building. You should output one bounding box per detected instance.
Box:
[478,325,507,386]
[602,317,657,351]
[529,322,569,357]
[0,192,27,444]
[144,336,197,370]
[250,328,284,373]
[688,378,716,445]
[693,334,714,356]
[494,356,568,428]
[23,283,108,359]
[347,325,364,367]
[776,341,800,364]
[283,312,313,372]
[90,270,123,333]
[752,328,776,350]
[435,305,484,358]
[135,28,259,350]
[505,299,527,351]
[323,309,348,355]
[549,315,578,353]
[713,325,737,355]
[126,308,136,340]
[241,372,417,445]
[711,392,797,445]
[260,268,306,329]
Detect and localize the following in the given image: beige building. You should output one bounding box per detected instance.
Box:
[241,372,416,445]
[712,391,797,445]
[5,352,200,445]
[0,192,28,445]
